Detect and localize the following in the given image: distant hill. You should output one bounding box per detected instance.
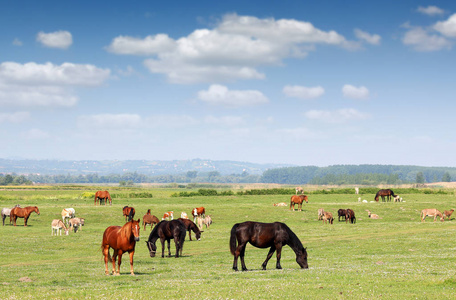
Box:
[0,158,292,176]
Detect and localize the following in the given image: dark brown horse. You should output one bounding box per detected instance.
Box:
[178,218,203,241]
[10,206,40,226]
[146,220,186,258]
[95,190,112,205]
[123,206,135,221]
[290,195,308,211]
[101,219,140,275]
[230,221,308,271]
[374,189,396,202]
[142,214,159,230]
[345,209,356,224]
[337,209,347,222]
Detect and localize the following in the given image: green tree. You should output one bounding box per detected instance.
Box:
[442,172,451,182]
[119,180,127,186]
[186,171,198,179]
[416,172,425,184]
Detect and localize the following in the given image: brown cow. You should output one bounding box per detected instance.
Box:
[192,207,205,222]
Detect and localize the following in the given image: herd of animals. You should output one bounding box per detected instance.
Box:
[1,187,455,275]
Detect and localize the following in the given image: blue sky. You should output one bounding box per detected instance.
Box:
[1,0,456,167]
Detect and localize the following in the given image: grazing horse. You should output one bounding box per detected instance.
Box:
[10,206,40,226]
[374,189,396,202]
[101,219,141,275]
[178,218,203,241]
[322,212,334,224]
[122,206,135,222]
[420,209,444,222]
[443,209,454,220]
[337,209,347,222]
[162,211,174,220]
[289,195,308,211]
[94,190,112,205]
[192,207,205,222]
[1,205,20,226]
[146,220,186,258]
[230,221,308,271]
[51,219,69,236]
[142,214,160,231]
[295,187,304,195]
[345,209,356,224]
[61,208,75,225]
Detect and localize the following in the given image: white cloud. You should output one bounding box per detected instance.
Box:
[197,84,269,108]
[0,62,111,107]
[275,127,318,139]
[21,128,50,139]
[12,38,22,46]
[354,29,381,45]
[304,108,369,123]
[342,84,370,99]
[417,6,445,16]
[434,13,456,37]
[145,114,199,128]
[204,115,245,126]
[402,27,451,51]
[283,85,324,99]
[36,30,73,49]
[77,114,142,130]
[108,13,358,83]
[0,111,30,123]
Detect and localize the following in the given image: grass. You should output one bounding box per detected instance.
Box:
[1,187,456,299]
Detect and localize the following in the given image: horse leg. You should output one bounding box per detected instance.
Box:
[112,250,119,275]
[116,251,123,275]
[239,243,248,271]
[129,251,135,275]
[160,238,166,258]
[24,216,29,226]
[102,246,110,275]
[167,239,172,257]
[188,229,192,241]
[262,246,276,270]
[174,237,180,258]
[275,244,283,269]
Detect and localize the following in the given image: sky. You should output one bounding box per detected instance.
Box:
[1,0,456,167]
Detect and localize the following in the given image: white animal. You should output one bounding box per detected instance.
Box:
[362,200,368,203]
[61,208,75,224]
[366,210,381,219]
[51,219,69,236]
[180,212,188,219]
[355,187,359,194]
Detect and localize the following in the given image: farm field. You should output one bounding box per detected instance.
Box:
[1,186,456,299]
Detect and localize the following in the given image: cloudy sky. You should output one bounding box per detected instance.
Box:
[1,1,456,167]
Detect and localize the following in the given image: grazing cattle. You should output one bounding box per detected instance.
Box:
[95,190,112,205]
[122,206,135,222]
[101,219,141,275]
[443,209,454,220]
[61,208,75,225]
[180,212,188,219]
[420,209,444,222]
[273,202,287,207]
[69,217,85,232]
[146,220,186,258]
[322,212,334,224]
[366,210,381,219]
[178,218,203,241]
[192,207,205,222]
[295,187,304,195]
[1,204,20,226]
[142,214,160,231]
[337,209,347,222]
[162,211,174,220]
[290,195,308,211]
[10,206,40,226]
[230,221,308,271]
[51,219,69,236]
[318,208,325,221]
[345,209,356,224]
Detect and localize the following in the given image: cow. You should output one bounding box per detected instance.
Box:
[162,211,174,220]
[61,208,75,225]
[192,207,205,223]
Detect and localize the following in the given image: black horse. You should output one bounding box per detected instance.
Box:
[337,209,347,222]
[230,221,308,271]
[146,220,186,258]
[178,218,203,241]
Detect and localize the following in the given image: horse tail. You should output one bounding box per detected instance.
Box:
[128,208,134,221]
[229,223,239,255]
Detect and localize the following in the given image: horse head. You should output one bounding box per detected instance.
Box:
[35,206,40,215]
[131,219,140,241]
[195,230,203,241]
[296,247,308,269]
[146,241,157,257]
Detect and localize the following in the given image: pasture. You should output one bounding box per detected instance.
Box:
[1,186,456,299]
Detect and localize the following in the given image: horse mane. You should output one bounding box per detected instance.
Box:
[122,206,128,210]
[282,223,305,254]
[148,220,164,243]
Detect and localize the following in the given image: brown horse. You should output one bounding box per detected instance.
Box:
[142,214,160,230]
[94,190,112,205]
[230,221,308,271]
[101,219,140,275]
[337,209,347,222]
[123,206,135,221]
[374,189,396,202]
[345,209,356,224]
[10,206,40,226]
[146,220,186,258]
[290,195,308,211]
[178,218,203,241]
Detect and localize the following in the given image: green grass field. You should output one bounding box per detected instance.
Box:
[1,187,456,299]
